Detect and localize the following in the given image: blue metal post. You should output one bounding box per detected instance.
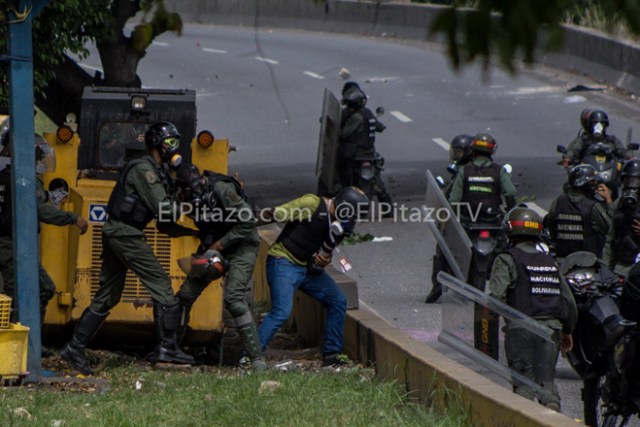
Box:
[7,0,52,379]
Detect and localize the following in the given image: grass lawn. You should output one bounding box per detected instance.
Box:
[0,353,469,427]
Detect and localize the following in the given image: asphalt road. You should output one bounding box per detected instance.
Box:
[82,23,640,423]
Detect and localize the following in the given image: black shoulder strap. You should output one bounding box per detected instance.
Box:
[203,170,249,202]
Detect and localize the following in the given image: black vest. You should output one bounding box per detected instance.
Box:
[341,109,376,155]
[462,162,502,215]
[505,247,568,321]
[612,203,640,265]
[107,158,167,230]
[0,167,11,237]
[277,200,330,263]
[194,171,250,250]
[553,194,600,258]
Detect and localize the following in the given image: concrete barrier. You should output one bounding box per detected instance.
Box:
[167,0,640,95]
[253,230,579,426]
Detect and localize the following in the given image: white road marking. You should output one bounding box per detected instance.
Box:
[527,202,549,216]
[203,48,228,54]
[79,63,102,72]
[390,110,412,123]
[303,71,324,79]
[431,137,450,151]
[152,41,169,47]
[255,56,279,65]
[564,95,586,104]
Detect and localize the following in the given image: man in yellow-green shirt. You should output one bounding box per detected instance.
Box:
[257,187,368,367]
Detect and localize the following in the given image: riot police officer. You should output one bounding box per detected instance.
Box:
[0,134,88,349]
[545,164,612,259]
[489,207,577,411]
[175,164,266,371]
[426,134,473,303]
[562,108,629,167]
[448,133,517,223]
[61,122,194,375]
[336,85,390,205]
[603,159,640,277]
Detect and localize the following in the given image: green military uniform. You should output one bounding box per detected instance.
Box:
[489,241,578,407]
[178,175,260,312]
[448,155,517,222]
[62,123,194,376]
[176,170,264,369]
[0,172,78,321]
[545,188,612,260]
[566,133,627,163]
[90,155,178,312]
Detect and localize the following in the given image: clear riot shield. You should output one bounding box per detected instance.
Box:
[315,89,342,196]
[438,271,556,398]
[423,170,472,280]
[424,170,499,358]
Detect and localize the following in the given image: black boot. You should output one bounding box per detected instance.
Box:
[60,309,108,375]
[148,302,195,365]
[425,283,442,303]
[176,298,192,347]
[236,317,267,372]
[426,253,443,303]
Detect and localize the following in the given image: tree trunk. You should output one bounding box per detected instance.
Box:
[97,38,144,87]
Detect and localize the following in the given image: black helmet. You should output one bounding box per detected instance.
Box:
[145,122,182,168]
[504,207,543,239]
[333,186,369,220]
[449,134,473,163]
[589,109,609,127]
[177,163,205,199]
[471,133,497,156]
[588,109,609,140]
[568,164,599,190]
[342,88,367,109]
[579,108,594,131]
[342,81,361,96]
[621,159,640,189]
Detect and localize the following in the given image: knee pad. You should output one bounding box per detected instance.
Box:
[226,300,249,319]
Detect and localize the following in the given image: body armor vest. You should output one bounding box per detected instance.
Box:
[341,108,376,156]
[462,162,502,216]
[553,194,600,257]
[107,158,166,230]
[277,200,330,263]
[505,247,568,321]
[195,171,250,251]
[0,168,11,237]
[612,204,640,265]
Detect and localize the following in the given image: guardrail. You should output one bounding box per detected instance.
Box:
[167,0,640,95]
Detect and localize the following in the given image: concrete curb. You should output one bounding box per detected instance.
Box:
[254,231,579,426]
[167,0,640,95]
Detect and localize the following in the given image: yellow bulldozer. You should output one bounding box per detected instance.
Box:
[39,86,231,352]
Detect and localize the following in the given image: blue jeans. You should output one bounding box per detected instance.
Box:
[258,256,347,355]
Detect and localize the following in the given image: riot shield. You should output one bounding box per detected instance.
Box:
[438,272,555,398]
[424,170,472,280]
[315,89,341,196]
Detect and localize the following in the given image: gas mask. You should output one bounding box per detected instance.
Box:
[592,122,605,140]
[623,177,640,206]
[160,137,182,170]
[622,188,640,207]
[35,142,56,174]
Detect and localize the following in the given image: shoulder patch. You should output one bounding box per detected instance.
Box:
[145,170,158,184]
